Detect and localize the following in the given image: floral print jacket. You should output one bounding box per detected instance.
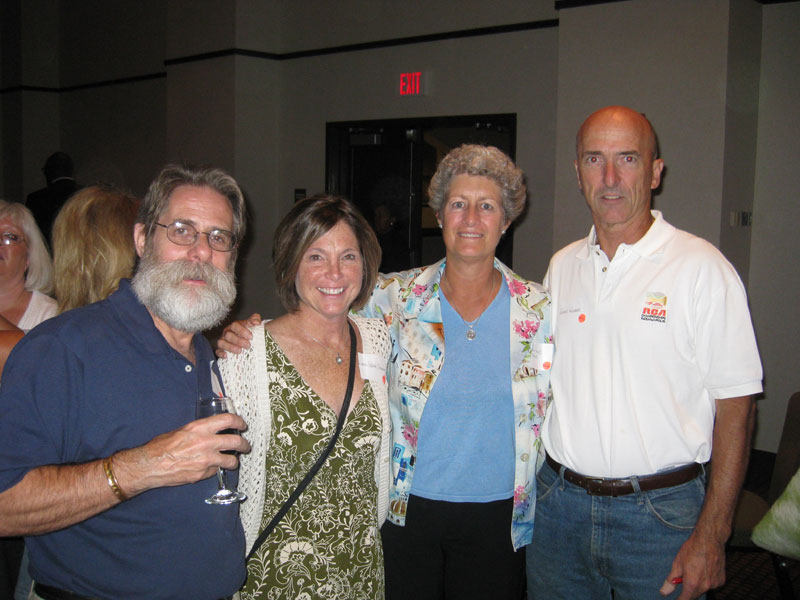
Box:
[360,258,553,549]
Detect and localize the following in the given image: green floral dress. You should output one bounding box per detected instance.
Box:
[240,333,385,600]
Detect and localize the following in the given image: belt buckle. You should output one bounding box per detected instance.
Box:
[584,477,606,495]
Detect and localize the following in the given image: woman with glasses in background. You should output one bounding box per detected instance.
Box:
[0,200,56,335]
[0,200,56,600]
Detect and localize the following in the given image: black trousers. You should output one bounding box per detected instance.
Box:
[381,495,524,600]
[0,537,24,599]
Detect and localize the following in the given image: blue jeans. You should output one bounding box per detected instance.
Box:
[527,461,706,600]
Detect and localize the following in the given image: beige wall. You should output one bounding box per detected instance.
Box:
[718,0,762,285]
[6,1,168,197]
[1,0,798,451]
[749,2,800,451]
[231,54,282,319]
[276,0,557,52]
[2,0,61,201]
[61,80,166,194]
[275,26,559,310]
[553,0,732,252]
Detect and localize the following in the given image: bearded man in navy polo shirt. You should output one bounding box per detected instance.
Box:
[0,164,250,600]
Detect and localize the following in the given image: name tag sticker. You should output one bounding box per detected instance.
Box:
[358,352,386,382]
[532,343,554,371]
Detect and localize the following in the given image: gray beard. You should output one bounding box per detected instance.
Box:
[131,254,236,334]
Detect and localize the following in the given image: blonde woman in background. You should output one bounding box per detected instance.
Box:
[52,185,139,314]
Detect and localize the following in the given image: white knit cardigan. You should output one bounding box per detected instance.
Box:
[219,315,393,555]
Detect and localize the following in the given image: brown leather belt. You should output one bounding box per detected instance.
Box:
[545,454,701,497]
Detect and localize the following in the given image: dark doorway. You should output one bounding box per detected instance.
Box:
[326,114,516,272]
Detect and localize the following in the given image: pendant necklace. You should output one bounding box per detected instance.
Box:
[465,316,481,341]
[444,270,499,342]
[304,331,345,365]
[465,319,479,340]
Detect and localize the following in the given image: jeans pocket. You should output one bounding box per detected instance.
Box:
[535,462,560,503]
[643,477,705,531]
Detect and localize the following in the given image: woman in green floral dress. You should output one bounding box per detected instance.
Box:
[220,195,392,600]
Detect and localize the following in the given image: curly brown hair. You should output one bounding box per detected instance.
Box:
[427,144,526,223]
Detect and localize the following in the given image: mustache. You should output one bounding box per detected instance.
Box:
[598,187,623,196]
[156,259,230,283]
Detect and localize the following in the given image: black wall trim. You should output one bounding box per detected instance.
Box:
[0,84,59,94]
[556,0,795,7]
[165,18,559,66]
[60,72,166,92]
[0,72,166,95]
[555,0,630,9]
[3,18,559,93]
[164,48,281,66]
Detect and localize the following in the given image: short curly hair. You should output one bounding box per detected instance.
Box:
[272,194,381,313]
[427,144,526,223]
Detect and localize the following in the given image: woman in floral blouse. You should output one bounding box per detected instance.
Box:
[220,145,552,600]
[362,145,552,599]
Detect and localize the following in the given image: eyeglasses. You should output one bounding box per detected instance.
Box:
[1,232,25,246]
[153,221,237,252]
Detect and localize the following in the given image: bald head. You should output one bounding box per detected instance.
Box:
[576,106,658,161]
[573,105,665,256]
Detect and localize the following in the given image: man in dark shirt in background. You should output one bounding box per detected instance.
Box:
[25,151,80,246]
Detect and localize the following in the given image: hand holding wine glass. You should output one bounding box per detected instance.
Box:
[196,396,247,505]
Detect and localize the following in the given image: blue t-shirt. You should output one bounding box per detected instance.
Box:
[411,281,515,502]
[0,279,246,599]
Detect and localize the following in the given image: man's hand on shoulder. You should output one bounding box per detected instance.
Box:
[215,313,261,358]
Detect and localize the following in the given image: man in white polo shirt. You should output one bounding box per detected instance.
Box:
[527,106,762,600]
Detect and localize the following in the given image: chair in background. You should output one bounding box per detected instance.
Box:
[729,391,800,600]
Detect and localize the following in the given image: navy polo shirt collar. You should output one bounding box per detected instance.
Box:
[110,278,215,369]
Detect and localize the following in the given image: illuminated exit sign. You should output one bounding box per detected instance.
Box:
[399,71,424,96]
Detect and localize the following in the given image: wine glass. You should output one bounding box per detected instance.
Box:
[196,396,247,505]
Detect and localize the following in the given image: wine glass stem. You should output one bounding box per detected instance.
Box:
[216,468,228,490]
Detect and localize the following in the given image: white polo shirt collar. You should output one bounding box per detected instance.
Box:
[581,210,675,263]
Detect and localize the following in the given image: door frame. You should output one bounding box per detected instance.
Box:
[326,113,517,269]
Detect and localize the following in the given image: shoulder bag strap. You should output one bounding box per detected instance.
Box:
[246,320,357,561]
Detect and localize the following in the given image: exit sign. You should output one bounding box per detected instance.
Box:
[399,71,423,96]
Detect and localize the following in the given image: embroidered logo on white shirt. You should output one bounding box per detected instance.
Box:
[641,292,667,323]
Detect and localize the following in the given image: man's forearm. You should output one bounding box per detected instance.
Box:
[694,395,755,542]
[0,412,250,536]
[660,395,756,598]
[0,460,121,536]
